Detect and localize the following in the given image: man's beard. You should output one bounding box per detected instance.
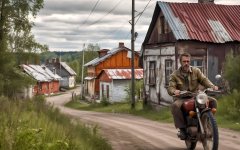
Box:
[182,65,190,72]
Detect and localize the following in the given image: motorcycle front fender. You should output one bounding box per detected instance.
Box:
[200,108,212,117]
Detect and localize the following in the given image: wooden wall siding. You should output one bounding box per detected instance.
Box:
[33,81,60,95]
[95,51,140,76]
[51,81,60,93]
[143,46,175,106]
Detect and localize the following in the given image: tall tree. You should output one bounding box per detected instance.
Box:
[0,0,47,97]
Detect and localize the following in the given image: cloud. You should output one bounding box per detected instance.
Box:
[32,0,240,51]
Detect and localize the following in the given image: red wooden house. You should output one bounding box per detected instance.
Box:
[84,42,141,99]
[21,64,62,95]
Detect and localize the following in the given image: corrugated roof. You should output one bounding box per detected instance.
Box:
[102,69,143,80]
[22,64,62,82]
[60,62,77,76]
[147,1,240,43]
[84,47,131,67]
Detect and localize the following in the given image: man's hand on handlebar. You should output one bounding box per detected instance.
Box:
[174,90,180,96]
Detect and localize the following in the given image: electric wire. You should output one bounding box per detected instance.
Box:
[135,0,152,25]
[82,0,101,24]
[89,0,123,26]
[125,0,154,38]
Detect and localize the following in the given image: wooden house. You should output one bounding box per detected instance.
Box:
[46,58,77,88]
[21,64,62,95]
[84,42,141,99]
[98,69,143,102]
[140,0,240,107]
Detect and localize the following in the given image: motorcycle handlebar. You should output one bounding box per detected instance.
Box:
[173,89,222,98]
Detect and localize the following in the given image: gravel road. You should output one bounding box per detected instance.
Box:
[46,88,240,150]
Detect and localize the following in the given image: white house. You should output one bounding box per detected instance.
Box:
[97,69,143,102]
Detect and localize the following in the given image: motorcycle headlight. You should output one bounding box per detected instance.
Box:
[196,93,208,104]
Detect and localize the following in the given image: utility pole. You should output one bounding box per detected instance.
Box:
[81,43,85,99]
[131,0,135,109]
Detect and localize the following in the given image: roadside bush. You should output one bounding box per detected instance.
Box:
[101,96,110,106]
[124,80,143,102]
[224,53,240,91]
[218,89,240,120]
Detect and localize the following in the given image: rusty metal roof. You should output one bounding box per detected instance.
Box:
[102,69,143,80]
[145,1,240,43]
[21,64,62,82]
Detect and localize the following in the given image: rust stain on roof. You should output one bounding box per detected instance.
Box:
[103,69,143,80]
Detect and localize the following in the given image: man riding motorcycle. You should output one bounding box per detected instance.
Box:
[167,52,218,140]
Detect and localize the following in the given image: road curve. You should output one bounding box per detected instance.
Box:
[46,89,240,150]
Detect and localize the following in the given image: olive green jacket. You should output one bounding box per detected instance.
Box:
[167,66,215,96]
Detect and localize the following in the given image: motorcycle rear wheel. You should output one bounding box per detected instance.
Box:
[201,111,219,150]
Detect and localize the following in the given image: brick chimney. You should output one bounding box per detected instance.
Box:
[98,49,109,57]
[198,0,214,3]
[119,42,124,48]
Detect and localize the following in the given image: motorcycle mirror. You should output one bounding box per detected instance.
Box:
[215,74,222,80]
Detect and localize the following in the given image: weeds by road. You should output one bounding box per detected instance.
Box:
[0,96,111,150]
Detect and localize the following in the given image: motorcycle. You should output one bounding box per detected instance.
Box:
[174,89,221,150]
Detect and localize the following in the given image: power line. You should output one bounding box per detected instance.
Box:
[82,0,101,24]
[89,0,123,26]
[125,0,153,39]
[135,0,152,25]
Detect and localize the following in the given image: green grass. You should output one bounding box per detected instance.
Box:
[0,96,112,150]
[65,99,240,131]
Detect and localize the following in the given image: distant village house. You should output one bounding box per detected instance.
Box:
[84,42,142,101]
[98,69,143,102]
[45,58,77,89]
[20,64,62,97]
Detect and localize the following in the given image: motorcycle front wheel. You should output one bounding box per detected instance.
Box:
[185,140,197,150]
[201,111,219,150]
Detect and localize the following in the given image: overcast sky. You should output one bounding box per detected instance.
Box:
[32,0,240,51]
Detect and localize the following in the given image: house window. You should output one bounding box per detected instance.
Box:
[149,61,156,85]
[191,59,204,73]
[165,59,173,85]
[160,16,170,34]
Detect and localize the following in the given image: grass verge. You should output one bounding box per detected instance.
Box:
[0,96,112,150]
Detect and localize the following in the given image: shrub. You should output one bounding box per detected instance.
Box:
[218,89,240,120]
[224,53,240,91]
[100,96,110,106]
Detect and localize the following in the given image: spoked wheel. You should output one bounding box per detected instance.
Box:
[185,140,197,150]
[201,111,219,150]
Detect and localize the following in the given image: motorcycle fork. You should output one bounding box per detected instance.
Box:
[195,103,205,135]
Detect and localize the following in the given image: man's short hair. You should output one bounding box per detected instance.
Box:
[179,52,191,61]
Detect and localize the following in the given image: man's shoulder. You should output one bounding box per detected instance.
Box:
[170,68,180,78]
[191,66,201,72]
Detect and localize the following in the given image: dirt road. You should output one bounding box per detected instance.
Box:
[46,89,240,150]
